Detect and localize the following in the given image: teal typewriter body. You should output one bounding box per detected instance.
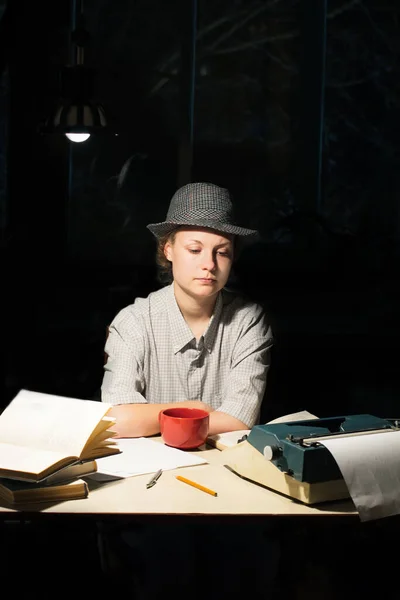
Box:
[247,414,397,484]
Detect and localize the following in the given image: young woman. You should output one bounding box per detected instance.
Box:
[101,181,273,437]
[99,182,279,598]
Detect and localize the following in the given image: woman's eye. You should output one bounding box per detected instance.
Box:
[217,251,230,257]
[188,249,201,254]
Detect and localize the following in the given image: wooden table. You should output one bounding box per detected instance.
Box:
[0,442,357,519]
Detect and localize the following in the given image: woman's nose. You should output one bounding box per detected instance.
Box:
[201,252,216,271]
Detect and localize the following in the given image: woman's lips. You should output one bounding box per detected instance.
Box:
[196,278,216,283]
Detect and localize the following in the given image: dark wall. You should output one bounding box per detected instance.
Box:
[2,0,400,419]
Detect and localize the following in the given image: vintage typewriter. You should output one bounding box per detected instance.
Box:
[222,414,400,504]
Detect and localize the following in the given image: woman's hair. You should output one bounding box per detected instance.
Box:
[155,230,177,285]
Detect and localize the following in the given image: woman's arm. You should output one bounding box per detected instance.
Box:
[109,402,247,438]
[108,400,212,438]
[215,308,273,429]
[108,402,248,439]
[101,314,149,406]
[207,410,248,436]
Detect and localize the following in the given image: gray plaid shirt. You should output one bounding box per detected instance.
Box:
[101,284,273,427]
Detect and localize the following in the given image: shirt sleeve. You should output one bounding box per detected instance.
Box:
[101,308,148,405]
[215,306,273,428]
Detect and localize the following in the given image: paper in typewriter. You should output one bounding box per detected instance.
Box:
[320,430,400,522]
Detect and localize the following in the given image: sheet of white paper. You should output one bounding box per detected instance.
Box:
[207,429,251,448]
[267,410,318,424]
[89,437,208,480]
[321,430,400,522]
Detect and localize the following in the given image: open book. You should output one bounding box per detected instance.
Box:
[206,410,319,450]
[0,477,89,505]
[0,389,120,482]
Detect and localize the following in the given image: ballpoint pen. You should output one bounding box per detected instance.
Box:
[146,468,163,489]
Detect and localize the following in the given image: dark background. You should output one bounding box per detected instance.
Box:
[1,0,400,420]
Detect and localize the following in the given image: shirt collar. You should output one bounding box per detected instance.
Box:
[166,283,223,354]
[167,284,195,353]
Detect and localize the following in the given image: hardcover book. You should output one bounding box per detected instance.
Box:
[0,477,89,505]
[0,389,120,482]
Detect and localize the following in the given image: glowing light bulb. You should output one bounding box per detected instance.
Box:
[65,132,91,143]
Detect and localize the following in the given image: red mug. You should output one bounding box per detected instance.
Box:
[159,407,210,449]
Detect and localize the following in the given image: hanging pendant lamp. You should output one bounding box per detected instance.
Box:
[41,3,114,143]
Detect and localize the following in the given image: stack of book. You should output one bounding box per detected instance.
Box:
[0,389,121,506]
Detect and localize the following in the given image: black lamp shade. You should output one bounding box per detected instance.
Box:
[41,66,112,136]
[50,101,107,134]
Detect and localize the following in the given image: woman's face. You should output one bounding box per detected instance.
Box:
[164,227,234,301]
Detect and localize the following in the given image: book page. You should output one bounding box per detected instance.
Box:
[0,442,73,481]
[0,389,112,456]
[81,417,118,455]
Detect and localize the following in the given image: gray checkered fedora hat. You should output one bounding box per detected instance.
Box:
[147,182,258,239]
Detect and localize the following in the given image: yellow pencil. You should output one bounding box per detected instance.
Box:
[176,475,218,497]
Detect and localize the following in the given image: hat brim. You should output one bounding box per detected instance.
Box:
[147,220,258,239]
